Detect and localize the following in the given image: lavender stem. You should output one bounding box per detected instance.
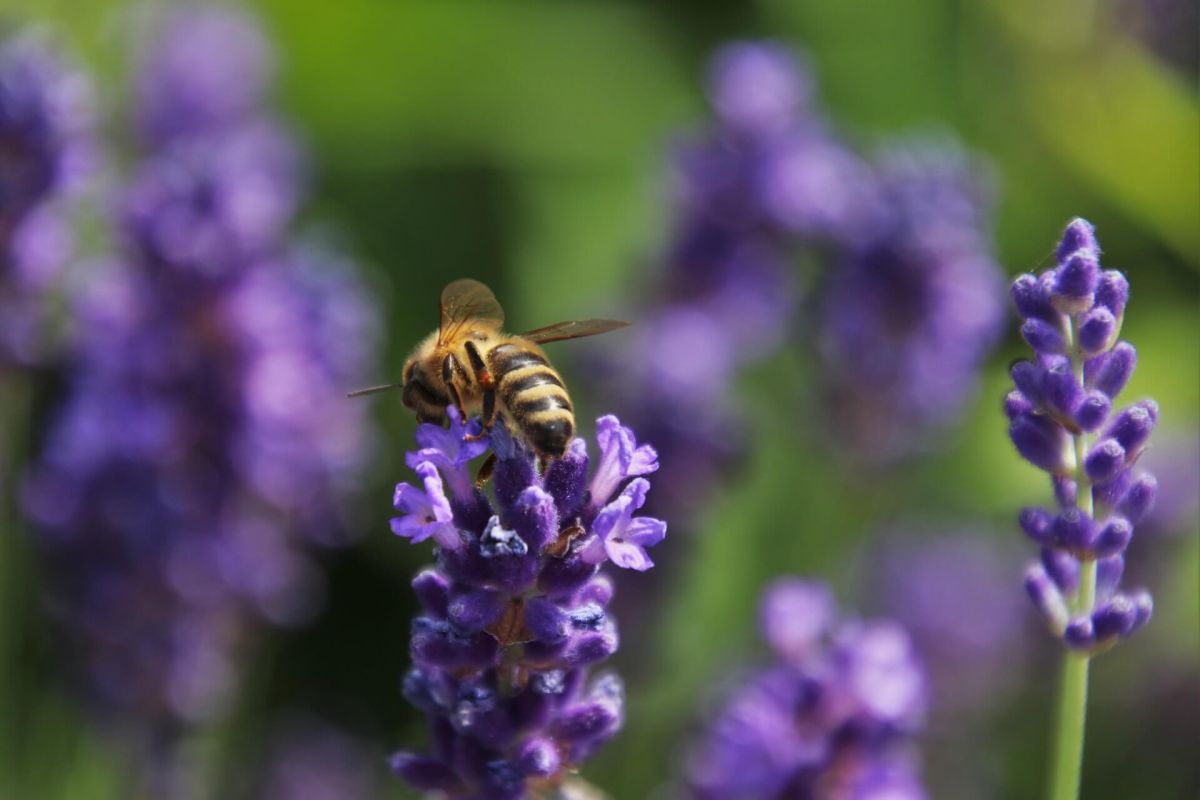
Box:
[1049,314,1096,800]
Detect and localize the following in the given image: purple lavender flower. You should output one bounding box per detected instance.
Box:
[595,42,862,523]
[389,415,665,799]
[23,4,378,747]
[133,5,275,146]
[0,36,93,365]
[819,141,1005,461]
[686,579,928,800]
[1008,218,1155,652]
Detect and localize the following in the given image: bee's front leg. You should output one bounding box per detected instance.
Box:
[463,341,499,438]
[442,354,469,421]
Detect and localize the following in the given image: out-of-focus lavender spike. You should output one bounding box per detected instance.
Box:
[819,139,1005,461]
[0,36,94,366]
[21,4,380,770]
[685,579,928,798]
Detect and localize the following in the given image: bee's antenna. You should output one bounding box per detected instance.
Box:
[347,383,404,398]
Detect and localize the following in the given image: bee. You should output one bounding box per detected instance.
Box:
[351,279,628,459]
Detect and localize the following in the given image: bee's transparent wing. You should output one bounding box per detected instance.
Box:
[439,279,505,345]
[519,319,629,345]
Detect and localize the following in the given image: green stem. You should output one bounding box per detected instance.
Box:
[1050,649,1090,800]
[1049,555,1097,800]
[1047,318,1099,800]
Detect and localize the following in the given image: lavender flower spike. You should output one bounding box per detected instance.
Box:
[1006,219,1157,800]
[22,6,379,773]
[1007,218,1155,653]
[390,415,666,799]
[686,579,928,799]
[0,36,94,366]
[819,140,1006,461]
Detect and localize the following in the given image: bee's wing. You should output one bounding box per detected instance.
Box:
[518,319,630,345]
[439,279,505,346]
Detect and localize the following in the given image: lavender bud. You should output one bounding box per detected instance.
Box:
[523,597,569,644]
[1010,360,1045,406]
[1091,595,1139,640]
[1053,508,1096,551]
[574,575,615,607]
[1043,360,1084,418]
[1051,252,1099,313]
[1104,401,1158,455]
[412,569,451,617]
[1021,318,1067,355]
[1092,471,1132,515]
[1093,517,1133,558]
[1084,342,1136,398]
[1064,618,1096,650]
[558,676,623,744]
[1078,307,1117,356]
[1074,390,1112,432]
[1018,507,1055,545]
[1004,390,1034,420]
[543,438,588,520]
[1010,412,1073,475]
[517,737,560,777]
[448,589,506,632]
[1084,439,1127,485]
[1011,273,1056,322]
[1117,474,1158,523]
[1128,589,1153,632]
[1056,217,1098,261]
[1041,547,1080,593]
[1094,270,1129,318]
[1025,564,1069,634]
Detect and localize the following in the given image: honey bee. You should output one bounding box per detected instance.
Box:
[351,279,628,459]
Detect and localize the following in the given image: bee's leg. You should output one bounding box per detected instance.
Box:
[480,386,497,429]
[442,354,469,420]
[445,382,465,422]
[474,452,497,489]
[463,341,499,437]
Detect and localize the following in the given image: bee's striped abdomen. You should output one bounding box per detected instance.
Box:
[491,342,574,457]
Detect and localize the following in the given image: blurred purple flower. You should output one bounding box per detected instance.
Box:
[819,141,1005,462]
[260,716,379,800]
[596,42,837,523]
[389,415,665,799]
[1007,218,1155,652]
[686,579,928,800]
[22,4,378,752]
[134,5,275,145]
[0,35,94,365]
[868,531,1030,714]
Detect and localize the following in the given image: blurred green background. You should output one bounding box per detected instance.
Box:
[1,0,1196,798]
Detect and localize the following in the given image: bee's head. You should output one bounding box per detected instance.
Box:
[401,333,450,424]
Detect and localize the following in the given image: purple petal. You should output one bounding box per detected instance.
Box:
[625,516,667,547]
[604,539,654,571]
